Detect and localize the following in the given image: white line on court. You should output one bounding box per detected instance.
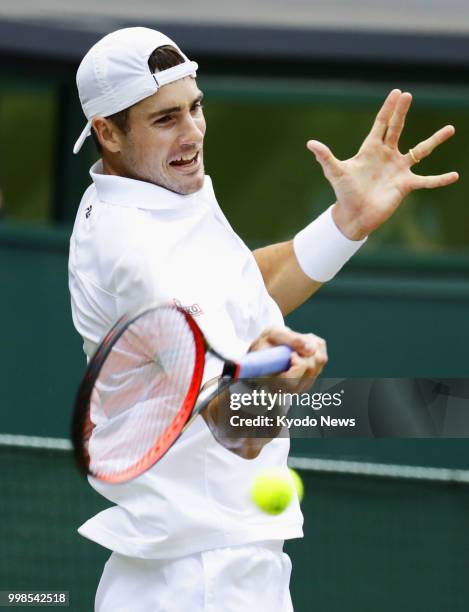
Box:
[2,433,469,484]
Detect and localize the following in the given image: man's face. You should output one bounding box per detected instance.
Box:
[116,77,206,195]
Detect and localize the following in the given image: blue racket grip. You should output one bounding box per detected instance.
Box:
[237,345,293,379]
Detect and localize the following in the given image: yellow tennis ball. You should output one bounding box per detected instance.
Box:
[289,468,304,503]
[251,468,294,515]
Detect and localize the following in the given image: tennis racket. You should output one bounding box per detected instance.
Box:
[71,303,292,484]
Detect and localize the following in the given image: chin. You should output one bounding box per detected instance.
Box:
[191,173,205,192]
[176,172,205,195]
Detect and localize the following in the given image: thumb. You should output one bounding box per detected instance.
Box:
[306,140,342,179]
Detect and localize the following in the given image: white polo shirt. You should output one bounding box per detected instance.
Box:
[68,161,303,559]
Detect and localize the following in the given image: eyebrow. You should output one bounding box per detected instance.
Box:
[147,92,204,120]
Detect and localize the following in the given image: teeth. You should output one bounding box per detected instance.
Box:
[175,153,197,162]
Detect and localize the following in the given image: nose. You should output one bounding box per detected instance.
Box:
[179,112,204,148]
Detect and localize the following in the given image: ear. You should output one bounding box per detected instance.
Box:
[92,117,125,154]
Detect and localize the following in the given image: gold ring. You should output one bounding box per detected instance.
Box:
[408,148,420,164]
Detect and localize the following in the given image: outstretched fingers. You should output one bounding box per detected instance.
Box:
[407,125,456,166]
[366,89,402,141]
[306,140,342,179]
[411,171,459,190]
[384,92,412,148]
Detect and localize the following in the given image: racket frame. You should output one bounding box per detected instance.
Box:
[72,302,288,484]
[71,303,208,482]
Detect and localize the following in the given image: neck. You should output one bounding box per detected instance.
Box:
[101,155,124,177]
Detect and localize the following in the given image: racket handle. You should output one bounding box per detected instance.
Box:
[237,345,292,379]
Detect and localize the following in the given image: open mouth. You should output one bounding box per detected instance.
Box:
[169,152,199,168]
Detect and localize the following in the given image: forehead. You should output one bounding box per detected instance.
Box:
[134,77,202,115]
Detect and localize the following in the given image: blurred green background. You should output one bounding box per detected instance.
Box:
[1,23,469,612]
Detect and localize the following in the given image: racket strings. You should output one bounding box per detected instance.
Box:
[132,310,191,471]
[126,313,180,467]
[87,307,198,478]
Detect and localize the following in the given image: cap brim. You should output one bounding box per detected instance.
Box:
[73,120,92,154]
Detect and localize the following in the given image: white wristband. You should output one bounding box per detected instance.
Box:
[293,206,367,282]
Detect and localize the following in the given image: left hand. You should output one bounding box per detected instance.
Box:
[306,89,459,240]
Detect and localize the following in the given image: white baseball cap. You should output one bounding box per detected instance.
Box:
[73,27,198,154]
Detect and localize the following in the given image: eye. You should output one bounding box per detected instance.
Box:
[154,115,173,125]
[191,102,204,113]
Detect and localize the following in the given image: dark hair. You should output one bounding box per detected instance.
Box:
[91,45,185,153]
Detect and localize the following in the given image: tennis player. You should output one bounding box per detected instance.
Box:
[68,27,458,611]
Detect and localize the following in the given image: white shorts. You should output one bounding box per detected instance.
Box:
[95,541,293,612]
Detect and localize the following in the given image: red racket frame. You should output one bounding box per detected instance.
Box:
[71,305,206,483]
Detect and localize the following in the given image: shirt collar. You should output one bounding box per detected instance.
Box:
[90,160,214,211]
